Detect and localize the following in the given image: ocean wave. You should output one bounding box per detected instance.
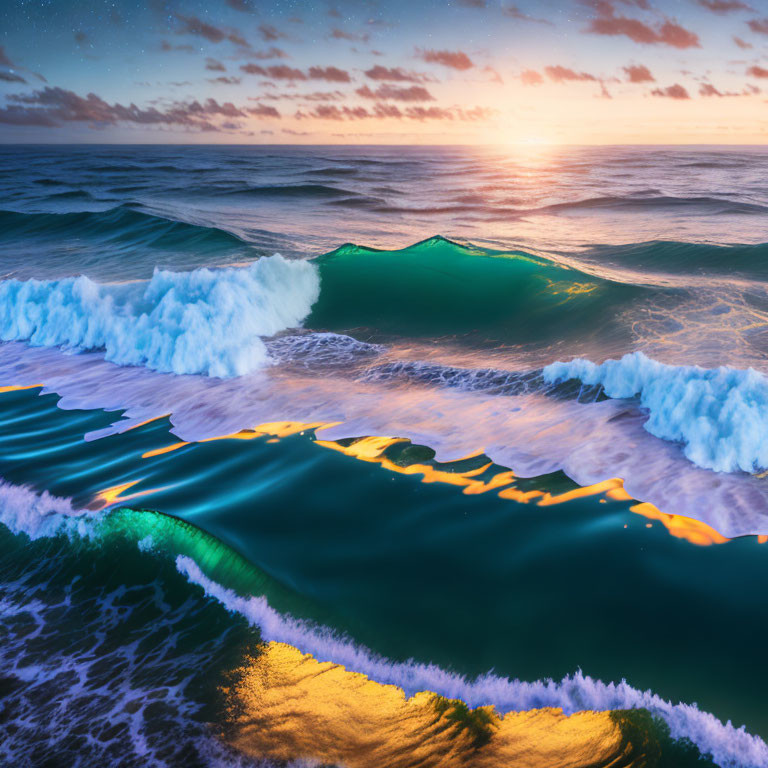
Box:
[309,235,643,341]
[0,256,319,377]
[178,556,767,768]
[544,351,768,473]
[0,205,249,252]
[221,183,362,199]
[534,195,768,217]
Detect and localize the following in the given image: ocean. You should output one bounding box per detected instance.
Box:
[1,143,768,767]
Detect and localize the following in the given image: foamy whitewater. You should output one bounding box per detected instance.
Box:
[0,256,319,377]
[544,352,768,474]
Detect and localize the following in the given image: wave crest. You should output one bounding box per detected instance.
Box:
[0,256,320,377]
[544,351,768,473]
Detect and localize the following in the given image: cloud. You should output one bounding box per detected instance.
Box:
[307,65,351,82]
[355,84,435,101]
[747,18,768,34]
[240,63,307,79]
[0,86,284,131]
[520,69,543,85]
[226,0,254,11]
[544,65,597,82]
[623,64,655,82]
[209,76,241,85]
[160,40,195,53]
[747,64,768,77]
[484,66,504,84]
[247,103,281,118]
[258,24,287,42]
[244,47,288,60]
[650,83,690,99]
[175,14,249,47]
[0,71,26,84]
[458,0,486,6]
[733,36,753,48]
[297,101,493,121]
[418,49,474,70]
[697,0,752,11]
[74,30,89,45]
[364,65,426,82]
[206,58,226,72]
[586,4,700,48]
[331,28,370,42]
[502,5,552,24]
[0,47,14,67]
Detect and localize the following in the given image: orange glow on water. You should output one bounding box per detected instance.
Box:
[0,384,43,393]
[89,479,169,510]
[629,502,730,547]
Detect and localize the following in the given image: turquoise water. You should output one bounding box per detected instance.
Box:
[3,145,768,766]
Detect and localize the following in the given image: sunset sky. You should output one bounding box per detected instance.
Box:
[1,0,767,144]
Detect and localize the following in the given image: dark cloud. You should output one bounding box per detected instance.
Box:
[0,71,26,84]
[209,76,241,85]
[241,63,307,79]
[747,64,768,77]
[650,83,690,99]
[247,103,281,118]
[330,28,370,42]
[697,0,752,11]
[623,64,654,82]
[307,65,351,82]
[356,83,435,101]
[418,49,474,70]
[364,65,426,82]
[544,65,597,82]
[520,69,543,85]
[747,18,768,34]
[586,3,700,48]
[0,47,13,67]
[733,35,753,48]
[0,86,286,131]
[206,58,226,72]
[74,31,89,45]
[175,14,249,48]
[458,0,486,7]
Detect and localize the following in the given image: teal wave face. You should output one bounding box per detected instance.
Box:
[308,236,645,343]
[2,386,768,758]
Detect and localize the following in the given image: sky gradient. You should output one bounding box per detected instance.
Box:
[1,0,767,144]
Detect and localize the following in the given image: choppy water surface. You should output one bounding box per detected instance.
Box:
[1,144,768,767]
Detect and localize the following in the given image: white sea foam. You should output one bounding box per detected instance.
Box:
[544,351,768,473]
[0,480,92,540]
[177,555,768,768]
[0,256,320,377]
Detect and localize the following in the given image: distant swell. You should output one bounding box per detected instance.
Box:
[0,206,248,252]
[0,256,320,377]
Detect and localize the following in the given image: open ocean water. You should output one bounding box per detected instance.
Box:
[1,144,768,767]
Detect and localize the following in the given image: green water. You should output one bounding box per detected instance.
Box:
[1,386,767,745]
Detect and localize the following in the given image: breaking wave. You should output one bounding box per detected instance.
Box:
[0,256,320,377]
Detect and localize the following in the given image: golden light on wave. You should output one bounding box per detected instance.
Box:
[88,478,169,511]
[135,422,747,548]
[224,641,631,768]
